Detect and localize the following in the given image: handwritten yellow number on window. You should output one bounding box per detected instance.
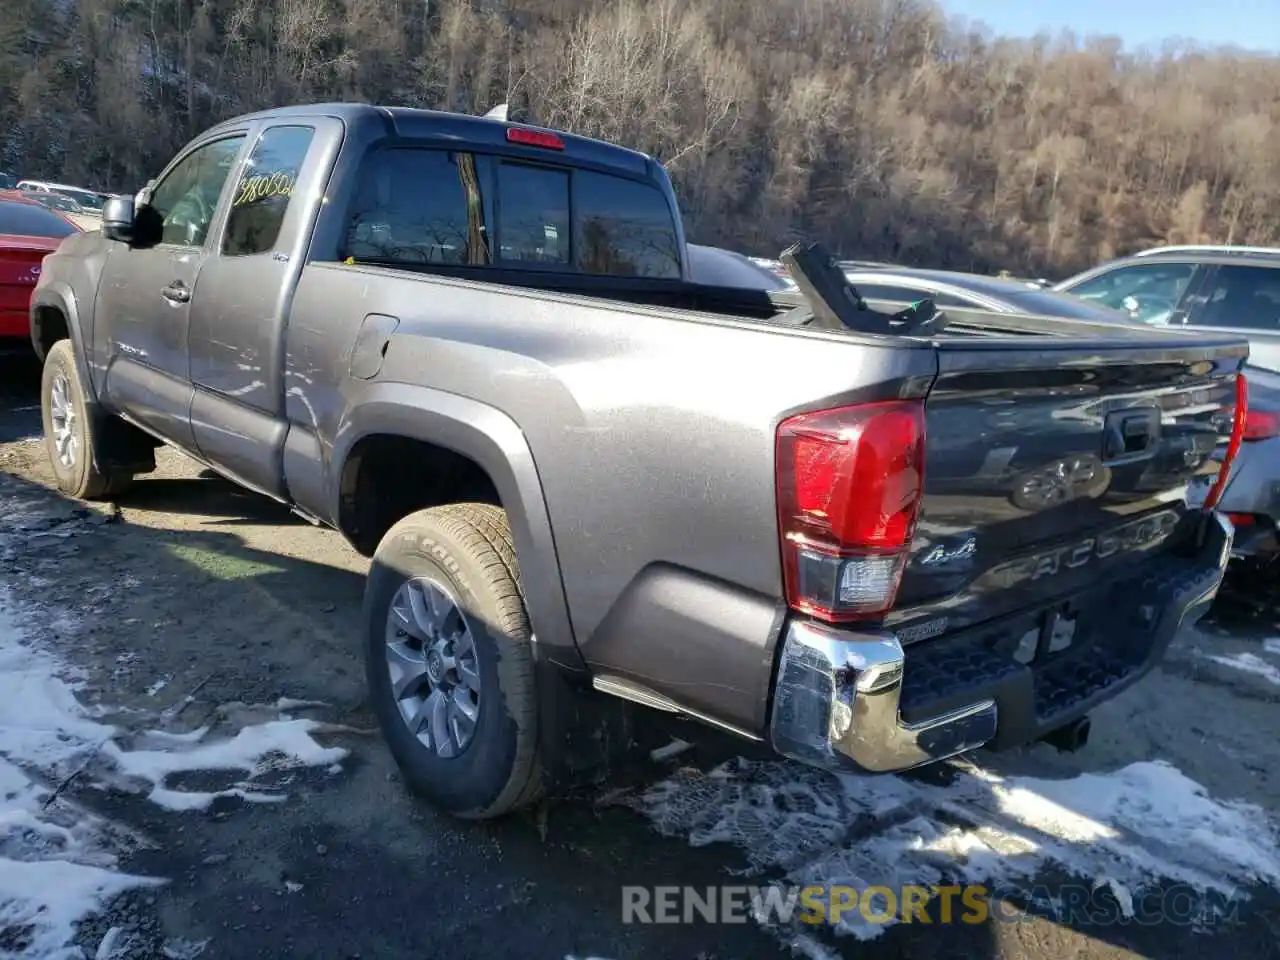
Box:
[233,171,297,207]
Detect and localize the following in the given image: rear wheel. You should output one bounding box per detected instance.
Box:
[362,503,543,819]
[40,340,134,499]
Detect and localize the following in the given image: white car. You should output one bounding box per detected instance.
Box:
[16,180,108,217]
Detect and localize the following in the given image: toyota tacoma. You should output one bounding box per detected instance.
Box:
[29,102,1246,818]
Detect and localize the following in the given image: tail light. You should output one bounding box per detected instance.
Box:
[1204,373,1248,510]
[1244,408,1280,441]
[775,400,925,623]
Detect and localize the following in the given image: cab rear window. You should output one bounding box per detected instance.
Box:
[342,147,681,279]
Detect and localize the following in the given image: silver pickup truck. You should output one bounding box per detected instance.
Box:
[29,103,1245,820]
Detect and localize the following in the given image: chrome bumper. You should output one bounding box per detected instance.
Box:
[769,512,1233,775]
[769,622,998,773]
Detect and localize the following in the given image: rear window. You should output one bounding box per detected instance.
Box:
[0,200,78,238]
[573,170,680,278]
[496,163,569,266]
[344,149,484,266]
[341,147,681,278]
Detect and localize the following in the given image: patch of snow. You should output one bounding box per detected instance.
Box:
[0,591,161,959]
[1263,638,1280,657]
[1201,651,1280,686]
[146,677,170,697]
[626,756,1280,946]
[0,577,350,956]
[103,720,348,812]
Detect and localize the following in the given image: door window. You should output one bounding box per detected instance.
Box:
[147,136,246,247]
[1060,262,1197,324]
[1190,265,1280,330]
[222,126,315,257]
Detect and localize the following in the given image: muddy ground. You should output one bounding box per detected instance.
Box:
[2,351,1280,960]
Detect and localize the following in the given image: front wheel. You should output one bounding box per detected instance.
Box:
[362,503,544,819]
[40,340,134,500]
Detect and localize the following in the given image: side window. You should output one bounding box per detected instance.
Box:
[496,162,569,266]
[573,171,680,278]
[222,126,315,257]
[855,284,971,308]
[1061,262,1196,324]
[148,136,246,247]
[343,148,486,266]
[1191,266,1280,331]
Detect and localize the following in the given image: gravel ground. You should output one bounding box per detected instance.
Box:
[2,351,1280,960]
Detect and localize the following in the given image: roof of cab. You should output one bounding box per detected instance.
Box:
[208,102,654,178]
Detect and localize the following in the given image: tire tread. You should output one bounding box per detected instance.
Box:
[373,503,543,818]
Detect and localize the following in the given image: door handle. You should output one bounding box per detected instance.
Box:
[161,282,190,304]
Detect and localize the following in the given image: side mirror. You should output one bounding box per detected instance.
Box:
[101,195,136,242]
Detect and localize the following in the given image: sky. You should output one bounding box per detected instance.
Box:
[941,0,1280,53]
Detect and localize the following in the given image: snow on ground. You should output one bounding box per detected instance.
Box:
[1196,637,1280,686]
[0,583,349,958]
[1199,651,1280,686]
[626,754,1280,955]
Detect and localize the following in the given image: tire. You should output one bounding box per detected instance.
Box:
[40,340,134,500]
[363,503,543,819]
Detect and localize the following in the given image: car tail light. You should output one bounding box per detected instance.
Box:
[506,127,565,150]
[775,400,925,622]
[1244,408,1280,441]
[1204,373,1248,510]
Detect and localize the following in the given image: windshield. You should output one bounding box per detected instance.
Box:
[62,189,104,211]
[40,195,79,212]
[0,199,79,238]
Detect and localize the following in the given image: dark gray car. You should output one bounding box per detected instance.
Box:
[28,103,1243,820]
[841,265,1136,322]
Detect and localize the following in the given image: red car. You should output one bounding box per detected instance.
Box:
[0,190,81,340]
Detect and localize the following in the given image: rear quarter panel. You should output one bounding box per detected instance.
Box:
[285,263,937,731]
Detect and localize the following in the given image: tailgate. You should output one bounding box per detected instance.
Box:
[890,331,1246,634]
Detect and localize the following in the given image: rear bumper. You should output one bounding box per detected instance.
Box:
[769,511,1233,775]
[1214,439,1280,558]
[0,308,28,339]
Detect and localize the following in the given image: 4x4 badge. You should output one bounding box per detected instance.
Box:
[919,536,977,566]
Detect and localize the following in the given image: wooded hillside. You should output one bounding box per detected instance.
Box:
[3,0,1277,276]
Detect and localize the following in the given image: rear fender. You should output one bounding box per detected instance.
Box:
[331,382,584,672]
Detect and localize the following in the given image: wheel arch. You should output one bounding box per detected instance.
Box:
[331,382,583,671]
[30,283,96,402]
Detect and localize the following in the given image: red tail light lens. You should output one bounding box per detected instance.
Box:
[1204,373,1248,510]
[1244,407,1280,441]
[776,400,925,622]
[506,127,565,150]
